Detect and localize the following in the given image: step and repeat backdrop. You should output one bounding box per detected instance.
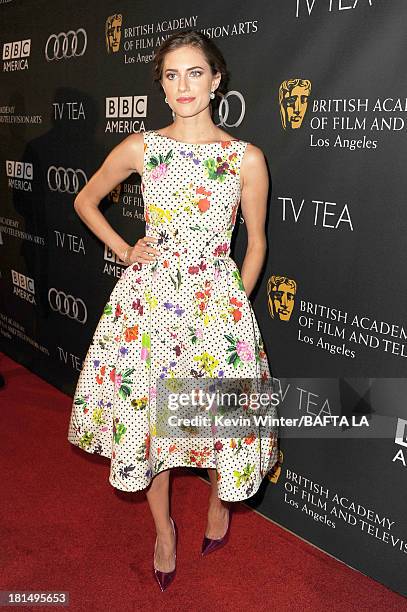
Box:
[1,0,407,598]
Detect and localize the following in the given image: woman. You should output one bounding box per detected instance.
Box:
[68,29,278,591]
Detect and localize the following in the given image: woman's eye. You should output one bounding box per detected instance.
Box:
[166,71,202,79]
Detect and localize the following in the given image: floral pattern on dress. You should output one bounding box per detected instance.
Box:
[67,129,278,501]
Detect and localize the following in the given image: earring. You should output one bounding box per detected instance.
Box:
[210,91,215,99]
[165,96,168,103]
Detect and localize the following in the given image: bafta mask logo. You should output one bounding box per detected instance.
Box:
[279,79,311,130]
[267,275,297,321]
[105,14,122,54]
[267,449,283,484]
[109,183,122,203]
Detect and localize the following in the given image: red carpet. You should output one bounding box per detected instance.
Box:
[0,352,406,611]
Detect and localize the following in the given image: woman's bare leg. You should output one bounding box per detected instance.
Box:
[146,470,175,572]
[206,468,230,538]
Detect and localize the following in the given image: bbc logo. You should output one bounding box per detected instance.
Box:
[105,96,147,118]
[11,270,35,293]
[6,161,33,180]
[395,418,407,448]
[104,245,126,265]
[2,39,31,60]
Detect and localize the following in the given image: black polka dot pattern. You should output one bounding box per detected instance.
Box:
[67,130,279,501]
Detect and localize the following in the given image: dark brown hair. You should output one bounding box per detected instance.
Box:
[152,29,229,112]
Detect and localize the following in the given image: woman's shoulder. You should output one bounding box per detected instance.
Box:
[118,131,148,175]
[240,141,268,186]
[241,140,265,161]
[126,130,149,144]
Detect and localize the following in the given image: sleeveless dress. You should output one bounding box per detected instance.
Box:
[67,129,279,501]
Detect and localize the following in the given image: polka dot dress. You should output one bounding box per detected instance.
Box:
[67,129,279,501]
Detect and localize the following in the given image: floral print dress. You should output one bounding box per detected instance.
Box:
[67,129,278,501]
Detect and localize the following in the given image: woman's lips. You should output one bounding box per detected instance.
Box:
[176,97,195,103]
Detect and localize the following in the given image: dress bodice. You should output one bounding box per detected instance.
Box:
[140,130,249,260]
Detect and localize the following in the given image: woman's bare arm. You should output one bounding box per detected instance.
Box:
[239,144,269,298]
[74,133,159,262]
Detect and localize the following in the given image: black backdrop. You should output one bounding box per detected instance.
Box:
[1,0,407,598]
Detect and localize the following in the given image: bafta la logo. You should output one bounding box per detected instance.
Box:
[279,79,311,130]
[109,183,121,203]
[267,275,297,321]
[105,14,122,53]
[267,449,283,484]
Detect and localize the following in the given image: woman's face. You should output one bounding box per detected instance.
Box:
[161,45,221,117]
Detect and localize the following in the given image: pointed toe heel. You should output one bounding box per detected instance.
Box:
[153,517,177,592]
[201,510,231,557]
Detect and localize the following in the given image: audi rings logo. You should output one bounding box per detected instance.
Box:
[45,29,87,61]
[47,166,87,194]
[48,288,87,324]
[215,91,246,128]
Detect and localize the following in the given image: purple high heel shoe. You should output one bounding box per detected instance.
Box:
[153,517,177,592]
[201,509,231,556]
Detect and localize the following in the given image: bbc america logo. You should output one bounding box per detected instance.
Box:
[104,244,126,265]
[393,417,407,469]
[6,160,33,192]
[11,270,35,293]
[395,418,407,448]
[11,270,36,304]
[2,39,31,71]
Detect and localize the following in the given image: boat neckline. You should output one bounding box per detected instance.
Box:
[150,129,242,146]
